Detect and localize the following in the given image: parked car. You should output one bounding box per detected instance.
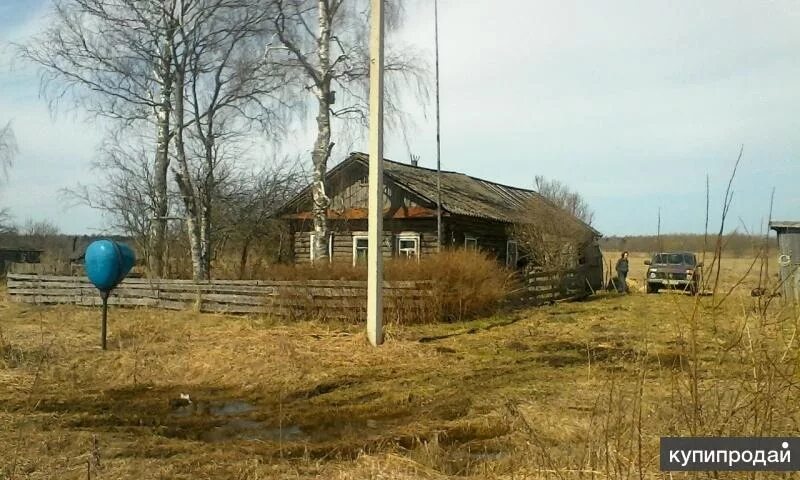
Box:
[644,252,703,295]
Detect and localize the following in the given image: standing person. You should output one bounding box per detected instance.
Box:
[615,251,630,293]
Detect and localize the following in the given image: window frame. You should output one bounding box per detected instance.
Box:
[464,236,478,250]
[396,232,421,260]
[352,233,369,266]
[309,232,333,263]
[506,240,518,268]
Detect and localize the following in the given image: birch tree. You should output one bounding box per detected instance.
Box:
[19,0,180,277]
[169,0,286,280]
[267,0,427,261]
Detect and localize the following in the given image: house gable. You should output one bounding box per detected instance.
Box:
[280,158,438,220]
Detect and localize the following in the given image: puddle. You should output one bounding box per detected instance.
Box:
[200,420,304,442]
[170,399,256,418]
[208,400,255,416]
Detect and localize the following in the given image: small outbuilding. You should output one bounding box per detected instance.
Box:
[0,247,43,274]
[770,221,800,303]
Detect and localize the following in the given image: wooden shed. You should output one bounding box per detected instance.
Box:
[770,221,800,303]
[0,247,43,274]
[277,153,603,285]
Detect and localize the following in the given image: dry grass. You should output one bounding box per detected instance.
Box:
[249,250,514,323]
[0,251,797,479]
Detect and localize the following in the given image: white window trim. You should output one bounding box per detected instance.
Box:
[352,233,369,266]
[465,236,478,250]
[309,232,333,263]
[396,232,421,260]
[506,240,518,267]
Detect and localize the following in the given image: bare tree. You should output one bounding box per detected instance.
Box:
[21,218,61,237]
[0,121,18,232]
[63,128,167,263]
[534,175,595,226]
[266,0,428,261]
[0,121,17,176]
[169,0,286,280]
[510,198,594,270]
[19,0,180,277]
[214,160,306,278]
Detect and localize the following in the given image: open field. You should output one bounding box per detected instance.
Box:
[1,254,798,479]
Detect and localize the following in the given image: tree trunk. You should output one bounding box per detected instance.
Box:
[238,237,251,280]
[199,188,212,279]
[172,62,208,281]
[311,94,332,262]
[149,33,174,278]
[311,0,333,263]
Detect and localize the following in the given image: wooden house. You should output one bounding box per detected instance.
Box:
[277,153,603,285]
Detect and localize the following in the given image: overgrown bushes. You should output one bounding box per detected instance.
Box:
[239,249,514,323]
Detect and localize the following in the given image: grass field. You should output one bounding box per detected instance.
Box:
[1,252,798,479]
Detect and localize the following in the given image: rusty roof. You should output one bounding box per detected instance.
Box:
[279,152,601,236]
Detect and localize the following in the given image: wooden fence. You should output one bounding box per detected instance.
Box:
[6,262,82,276]
[519,266,592,305]
[6,274,434,322]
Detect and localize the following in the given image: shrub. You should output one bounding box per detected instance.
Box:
[228,249,514,323]
[388,249,514,322]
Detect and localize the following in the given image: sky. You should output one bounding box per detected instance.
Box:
[1,0,799,236]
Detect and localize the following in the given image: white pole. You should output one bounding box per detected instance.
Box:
[367,0,385,346]
[434,0,442,252]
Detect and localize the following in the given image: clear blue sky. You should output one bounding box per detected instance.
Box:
[1,0,798,235]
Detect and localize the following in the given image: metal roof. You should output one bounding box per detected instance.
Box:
[279,152,601,237]
[769,221,800,232]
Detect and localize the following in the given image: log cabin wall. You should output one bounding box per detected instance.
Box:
[291,218,441,264]
[290,215,522,266]
[442,215,512,260]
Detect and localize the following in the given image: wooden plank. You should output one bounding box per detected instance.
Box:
[8,288,84,296]
[7,274,431,289]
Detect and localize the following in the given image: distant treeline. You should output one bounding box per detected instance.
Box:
[0,233,134,262]
[600,233,777,255]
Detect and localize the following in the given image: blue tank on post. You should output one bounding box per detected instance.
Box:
[84,239,136,350]
[85,240,135,292]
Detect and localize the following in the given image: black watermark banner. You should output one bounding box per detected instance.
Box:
[661,437,800,471]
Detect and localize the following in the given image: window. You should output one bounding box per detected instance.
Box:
[309,233,333,263]
[353,235,369,265]
[465,236,478,250]
[506,240,518,268]
[397,233,420,259]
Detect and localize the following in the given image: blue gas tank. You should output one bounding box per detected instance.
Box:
[84,240,136,292]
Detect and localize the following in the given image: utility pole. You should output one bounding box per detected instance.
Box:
[657,207,662,252]
[434,0,443,251]
[367,0,385,346]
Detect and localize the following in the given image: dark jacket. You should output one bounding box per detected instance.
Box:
[616,258,629,273]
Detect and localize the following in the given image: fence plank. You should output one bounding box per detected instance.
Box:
[6,274,434,319]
